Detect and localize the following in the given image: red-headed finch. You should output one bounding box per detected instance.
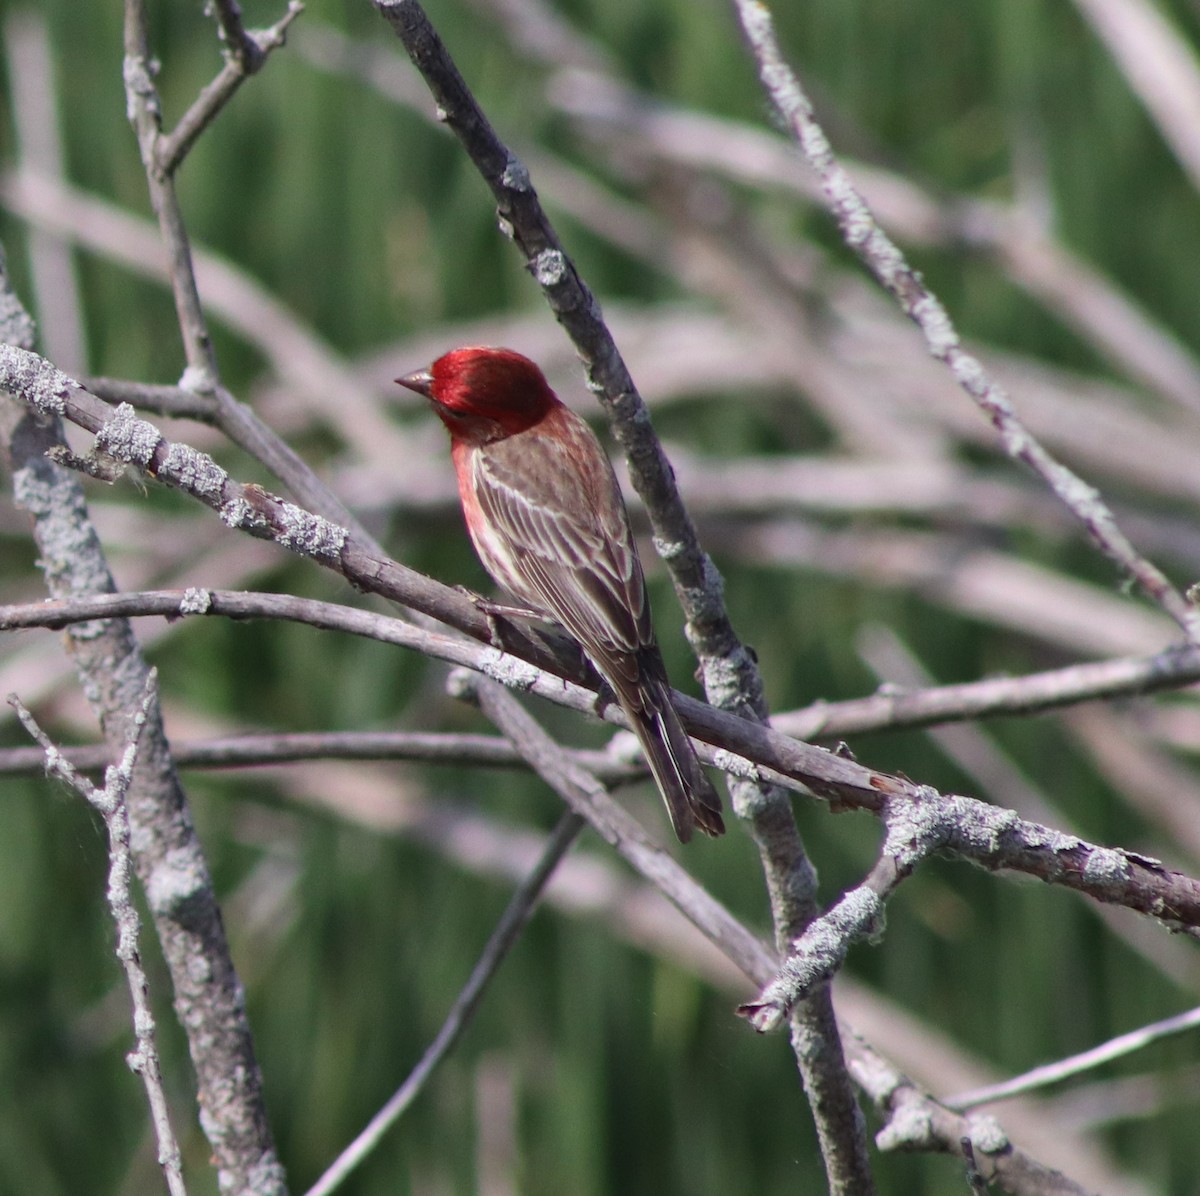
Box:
[397,346,724,843]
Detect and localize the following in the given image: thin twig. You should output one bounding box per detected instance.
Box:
[536,54,1200,417]
[9,678,188,1196]
[0,728,643,784]
[738,796,940,1032]
[304,809,584,1196]
[6,589,1200,926]
[0,168,392,459]
[0,349,567,673]
[729,0,1200,646]
[775,641,1200,740]
[4,9,85,373]
[472,675,1101,1192]
[947,1005,1200,1111]
[123,0,218,388]
[846,1032,1098,1196]
[468,674,775,981]
[0,257,286,1193]
[1071,0,1200,193]
[158,2,304,176]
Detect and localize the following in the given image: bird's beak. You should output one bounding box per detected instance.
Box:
[395,368,433,397]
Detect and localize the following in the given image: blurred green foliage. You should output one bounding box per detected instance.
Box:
[2,0,1200,1193]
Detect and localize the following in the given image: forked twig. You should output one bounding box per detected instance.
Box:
[9,678,188,1196]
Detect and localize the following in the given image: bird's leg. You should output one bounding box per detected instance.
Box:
[458,586,543,649]
[591,676,617,719]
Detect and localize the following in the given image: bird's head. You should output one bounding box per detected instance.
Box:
[396,346,559,439]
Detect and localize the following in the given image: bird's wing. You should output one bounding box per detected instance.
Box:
[471,406,652,676]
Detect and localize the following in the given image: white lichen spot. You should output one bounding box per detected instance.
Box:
[177,363,214,394]
[532,248,568,288]
[947,794,1019,854]
[220,496,256,529]
[710,748,753,779]
[876,1100,934,1152]
[650,535,687,562]
[161,442,228,503]
[0,343,75,415]
[837,193,875,249]
[700,652,745,698]
[1023,822,1081,853]
[953,353,991,399]
[501,154,531,192]
[1082,846,1129,885]
[144,846,206,919]
[883,794,948,865]
[850,1047,901,1104]
[274,502,348,560]
[740,0,772,44]
[178,588,212,615]
[95,403,161,468]
[479,646,541,692]
[831,884,884,944]
[912,293,958,357]
[968,1115,1010,1155]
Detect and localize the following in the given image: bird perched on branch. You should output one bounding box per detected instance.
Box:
[397,346,724,843]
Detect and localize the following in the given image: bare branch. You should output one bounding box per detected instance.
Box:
[738,798,939,1032]
[4,9,85,372]
[0,348,568,674]
[1071,0,1200,193]
[729,0,1200,645]
[0,266,285,1194]
[123,0,218,387]
[472,674,1102,1192]
[468,673,775,982]
[948,1005,1200,1111]
[10,679,188,1196]
[0,169,393,456]
[371,5,873,1184]
[776,642,1200,740]
[0,727,643,785]
[6,587,1200,927]
[158,2,304,176]
[305,810,584,1196]
[847,1032,1099,1196]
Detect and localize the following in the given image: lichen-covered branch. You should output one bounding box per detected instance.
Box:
[371,4,874,1187]
[0,271,286,1193]
[10,682,188,1196]
[729,0,1200,646]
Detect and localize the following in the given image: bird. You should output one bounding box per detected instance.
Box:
[396,346,724,843]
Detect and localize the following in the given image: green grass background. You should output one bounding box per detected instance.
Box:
[2,0,1200,1192]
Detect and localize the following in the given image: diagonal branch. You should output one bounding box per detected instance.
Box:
[471,674,1099,1192]
[729,0,1200,646]
[305,809,585,1196]
[947,1004,1200,1112]
[6,594,1200,925]
[157,2,304,176]
[10,679,188,1196]
[0,265,286,1193]
[371,4,874,1187]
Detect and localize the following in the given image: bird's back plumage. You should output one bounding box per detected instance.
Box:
[401,346,725,842]
[466,406,723,841]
